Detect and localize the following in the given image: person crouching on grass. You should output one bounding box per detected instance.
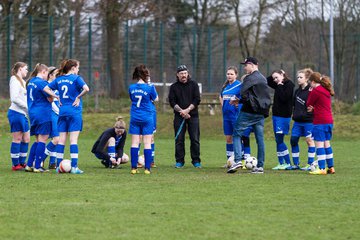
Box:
[307,72,335,175]
[128,64,158,175]
[91,117,128,168]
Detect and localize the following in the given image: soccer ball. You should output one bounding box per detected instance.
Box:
[245,156,258,169]
[310,160,319,172]
[226,155,235,168]
[122,153,129,163]
[138,155,145,166]
[59,159,72,173]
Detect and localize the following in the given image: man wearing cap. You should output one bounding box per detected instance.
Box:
[168,65,202,168]
[227,57,271,174]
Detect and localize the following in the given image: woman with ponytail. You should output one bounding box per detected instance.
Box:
[91,116,128,168]
[7,62,30,171]
[307,72,335,175]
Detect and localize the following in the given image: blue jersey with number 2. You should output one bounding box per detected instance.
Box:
[129,83,158,123]
[48,74,87,116]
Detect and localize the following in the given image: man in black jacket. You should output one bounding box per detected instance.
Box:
[168,65,201,168]
[227,57,271,174]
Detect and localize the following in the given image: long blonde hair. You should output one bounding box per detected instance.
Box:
[11,62,27,88]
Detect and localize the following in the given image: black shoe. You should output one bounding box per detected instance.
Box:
[101,160,110,168]
[48,163,56,169]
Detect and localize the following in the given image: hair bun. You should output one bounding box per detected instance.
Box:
[116,116,123,121]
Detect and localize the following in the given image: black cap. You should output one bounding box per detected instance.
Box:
[177,65,188,73]
[240,57,258,65]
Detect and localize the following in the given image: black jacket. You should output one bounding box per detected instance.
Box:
[292,84,313,122]
[267,76,294,118]
[240,71,271,117]
[168,78,201,117]
[91,128,127,161]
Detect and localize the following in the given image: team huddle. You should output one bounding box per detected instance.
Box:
[7,57,335,175]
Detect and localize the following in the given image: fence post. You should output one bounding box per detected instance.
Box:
[159,22,164,82]
[319,34,322,72]
[207,27,212,92]
[223,28,227,82]
[293,63,296,83]
[192,26,197,81]
[49,16,53,66]
[7,14,11,81]
[176,24,180,67]
[124,21,129,87]
[28,15,32,70]
[88,17,92,89]
[143,21,147,65]
[69,16,73,58]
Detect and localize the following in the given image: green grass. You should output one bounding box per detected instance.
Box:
[0,112,359,240]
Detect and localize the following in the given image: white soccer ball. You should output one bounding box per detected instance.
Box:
[121,153,129,163]
[59,159,72,173]
[226,155,235,168]
[310,160,319,172]
[138,155,145,166]
[245,156,258,169]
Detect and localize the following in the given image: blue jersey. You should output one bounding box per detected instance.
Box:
[48,74,87,116]
[27,77,52,125]
[220,80,242,121]
[129,83,158,123]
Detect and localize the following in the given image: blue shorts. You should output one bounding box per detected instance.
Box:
[272,116,291,135]
[129,120,154,135]
[7,109,29,133]
[312,124,333,141]
[50,112,59,138]
[291,122,313,138]
[223,119,235,135]
[30,121,52,136]
[58,115,83,132]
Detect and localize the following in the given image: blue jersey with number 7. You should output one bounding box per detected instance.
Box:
[48,74,87,116]
[129,83,158,123]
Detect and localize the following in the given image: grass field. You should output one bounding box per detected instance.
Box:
[0,112,359,240]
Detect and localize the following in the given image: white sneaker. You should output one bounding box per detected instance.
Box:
[227,161,242,174]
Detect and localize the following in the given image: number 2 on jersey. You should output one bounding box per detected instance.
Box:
[61,85,69,98]
[135,95,142,107]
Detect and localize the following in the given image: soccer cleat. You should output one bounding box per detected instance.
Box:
[285,165,300,170]
[175,162,184,168]
[272,163,290,170]
[241,160,247,170]
[301,164,311,171]
[193,162,202,168]
[327,167,335,174]
[144,169,151,174]
[12,164,24,171]
[227,161,242,174]
[40,167,49,172]
[55,167,60,173]
[130,169,139,174]
[70,167,84,174]
[33,168,45,173]
[309,168,327,175]
[151,162,157,168]
[137,163,144,168]
[48,163,56,169]
[20,163,27,168]
[251,167,264,174]
[25,165,33,172]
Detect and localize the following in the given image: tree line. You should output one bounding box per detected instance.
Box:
[0,0,359,102]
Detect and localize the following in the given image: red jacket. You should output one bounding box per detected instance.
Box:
[307,85,333,124]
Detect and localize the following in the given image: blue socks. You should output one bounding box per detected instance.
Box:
[108,145,116,158]
[144,148,152,169]
[151,143,155,163]
[10,142,20,166]
[308,146,315,165]
[34,142,46,169]
[70,144,79,168]
[226,143,233,159]
[131,147,139,169]
[275,134,290,164]
[19,142,28,165]
[27,142,38,167]
[325,147,334,168]
[56,144,65,167]
[316,148,326,169]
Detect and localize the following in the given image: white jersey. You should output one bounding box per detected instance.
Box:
[9,76,28,115]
